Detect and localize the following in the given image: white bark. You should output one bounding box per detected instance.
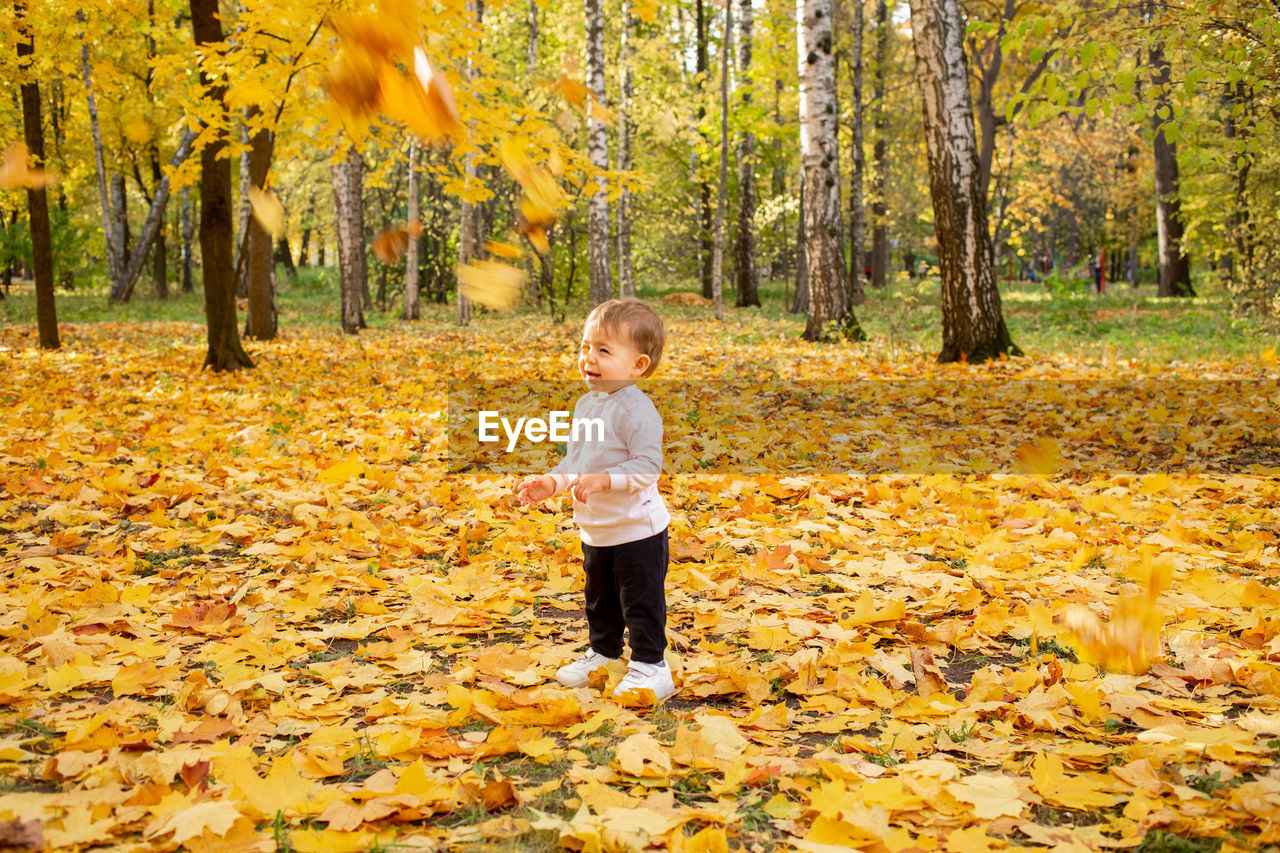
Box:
[617,0,635,298]
[909,0,1016,361]
[586,0,612,305]
[712,0,731,321]
[404,138,421,320]
[78,21,122,289]
[735,0,759,307]
[797,0,856,340]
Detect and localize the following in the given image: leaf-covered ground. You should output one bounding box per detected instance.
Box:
[1,317,1278,853]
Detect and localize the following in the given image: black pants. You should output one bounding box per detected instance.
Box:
[582,528,669,664]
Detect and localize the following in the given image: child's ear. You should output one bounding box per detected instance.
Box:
[633,353,651,375]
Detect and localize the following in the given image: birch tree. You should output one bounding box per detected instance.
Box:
[586,0,612,305]
[1148,2,1193,298]
[844,0,866,305]
[798,0,861,341]
[403,139,421,320]
[735,0,761,307]
[869,0,889,288]
[908,0,1018,362]
[617,0,636,298]
[711,0,731,321]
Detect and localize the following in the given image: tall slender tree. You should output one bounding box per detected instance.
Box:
[711,0,731,321]
[735,0,761,307]
[585,0,612,304]
[617,0,636,298]
[15,0,58,349]
[869,0,889,288]
[908,0,1017,362]
[1148,3,1193,298]
[403,139,421,320]
[845,0,866,305]
[798,0,862,341]
[190,0,252,371]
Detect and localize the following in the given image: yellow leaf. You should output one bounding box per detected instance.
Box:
[947,774,1026,820]
[457,260,524,311]
[149,800,242,845]
[318,457,366,484]
[614,732,671,778]
[0,142,55,190]
[247,186,285,239]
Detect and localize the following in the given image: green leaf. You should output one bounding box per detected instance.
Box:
[1081,42,1098,68]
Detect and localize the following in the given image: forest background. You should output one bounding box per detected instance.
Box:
[2,0,1280,852]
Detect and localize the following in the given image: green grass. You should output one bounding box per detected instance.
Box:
[2,262,1276,365]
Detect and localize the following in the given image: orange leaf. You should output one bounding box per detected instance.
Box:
[372,227,410,264]
[0,142,55,191]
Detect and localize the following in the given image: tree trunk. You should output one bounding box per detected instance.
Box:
[617,0,636,298]
[79,12,123,290]
[298,192,314,267]
[112,172,130,271]
[585,0,612,305]
[274,237,296,281]
[527,0,539,75]
[109,129,196,303]
[234,116,252,299]
[870,0,889,289]
[149,143,168,299]
[1149,37,1193,297]
[190,0,252,371]
[180,185,194,293]
[791,178,808,313]
[735,0,760,307]
[909,0,1017,363]
[333,147,366,334]
[696,0,713,299]
[711,0,731,321]
[244,115,277,341]
[348,150,371,311]
[403,138,421,320]
[846,0,866,305]
[16,0,58,349]
[798,0,861,341]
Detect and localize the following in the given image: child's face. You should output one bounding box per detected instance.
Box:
[578,321,650,393]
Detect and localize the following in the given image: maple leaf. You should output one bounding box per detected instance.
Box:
[247,187,285,239]
[457,260,525,311]
[147,800,242,845]
[0,142,55,190]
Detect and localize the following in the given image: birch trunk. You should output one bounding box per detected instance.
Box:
[234,115,251,298]
[403,138,421,320]
[109,128,195,303]
[586,0,612,305]
[617,0,636,298]
[16,0,58,349]
[149,142,168,299]
[735,0,760,307]
[332,148,364,334]
[696,0,713,298]
[711,0,731,321]
[180,185,194,293]
[870,0,888,288]
[908,0,1017,362]
[456,0,484,324]
[846,0,866,305]
[78,11,123,289]
[190,0,252,371]
[1149,33,1193,297]
[798,0,860,341]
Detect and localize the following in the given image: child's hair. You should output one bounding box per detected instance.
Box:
[584,298,665,377]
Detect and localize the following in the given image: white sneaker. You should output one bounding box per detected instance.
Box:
[555,649,618,688]
[613,660,676,701]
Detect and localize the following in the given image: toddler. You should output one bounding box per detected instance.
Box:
[517,298,674,701]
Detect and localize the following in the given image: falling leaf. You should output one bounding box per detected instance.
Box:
[247,186,285,239]
[372,227,410,264]
[0,142,55,190]
[457,260,524,311]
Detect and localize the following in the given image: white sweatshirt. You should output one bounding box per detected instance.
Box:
[547,383,671,547]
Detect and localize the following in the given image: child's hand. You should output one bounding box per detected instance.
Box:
[569,473,610,503]
[517,475,555,505]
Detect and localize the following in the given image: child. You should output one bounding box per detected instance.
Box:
[517,298,675,701]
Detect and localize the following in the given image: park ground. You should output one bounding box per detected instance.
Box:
[0,271,1279,852]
